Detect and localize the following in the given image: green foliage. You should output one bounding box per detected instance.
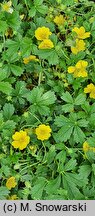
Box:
[0,187,9,200]
[0,0,95,200]
[27,87,56,115]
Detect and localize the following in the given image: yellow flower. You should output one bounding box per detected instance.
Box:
[83,141,90,152]
[12,130,30,150]
[23,55,38,64]
[84,83,95,99]
[23,57,29,64]
[35,26,52,41]
[6,177,17,190]
[54,15,65,26]
[38,39,54,49]
[68,60,88,78]
[35,124,52,141]
[72,26,90,39]
[84,83,95,93]
[8,195,18,200]
[1,1,13,13]
[71,39,85,54]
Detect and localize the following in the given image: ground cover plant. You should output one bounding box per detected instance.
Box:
[0,0,95,200]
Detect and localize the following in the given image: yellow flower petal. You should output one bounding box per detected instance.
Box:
[38,39,54,49]
[72,26,90,39]
[35,124,52,141]
[90,90,95,99]
[84,83,95,93]
[1,1,13,13]
[12,130,30,150]
[68,66,75,73]
[71,47,78,54]
[83,141,90,152]
[6,177,17,190]
[35,26,52,40]
[54,15,65,26]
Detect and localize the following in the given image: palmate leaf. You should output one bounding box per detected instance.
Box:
[54,113,87,143]
[27,87,56,115]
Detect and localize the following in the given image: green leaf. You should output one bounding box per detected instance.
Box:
[78,119,89,127]
[0,70,8,81]
[36,50,53,59]
[12,81,28,97]
[62,104,74,113]
[27,87,56,115]
[92,164,95,175]
[0,81,12,95]
[0,187,9,199]
[61,91,73,103]
[6,11,21,30]
[73,126,85,143]
[62,0,74,6]
[21,37,33,55]
[74,93,86,105]
[46,146,56,164]
[10,64,23,76]
[45,175,61,195]
[41,90,56,105]
[54,115,74,142]
[56,150,66,163]
[37,5,48,14]
[1,165,11,176]
[78,165,91,185]
[31,177,46,199]
[56,125,73,142]
[3,103,15,120]
[89,113,95,126]
[29,7,36,17]
[34,0,43,6]
[64,159,77,171]
[5,39,20,53]
[0,21,8,33]
[2,120,16,131]
[62,173,84,199]
[48,51,59,65]
[54,115,70,127]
